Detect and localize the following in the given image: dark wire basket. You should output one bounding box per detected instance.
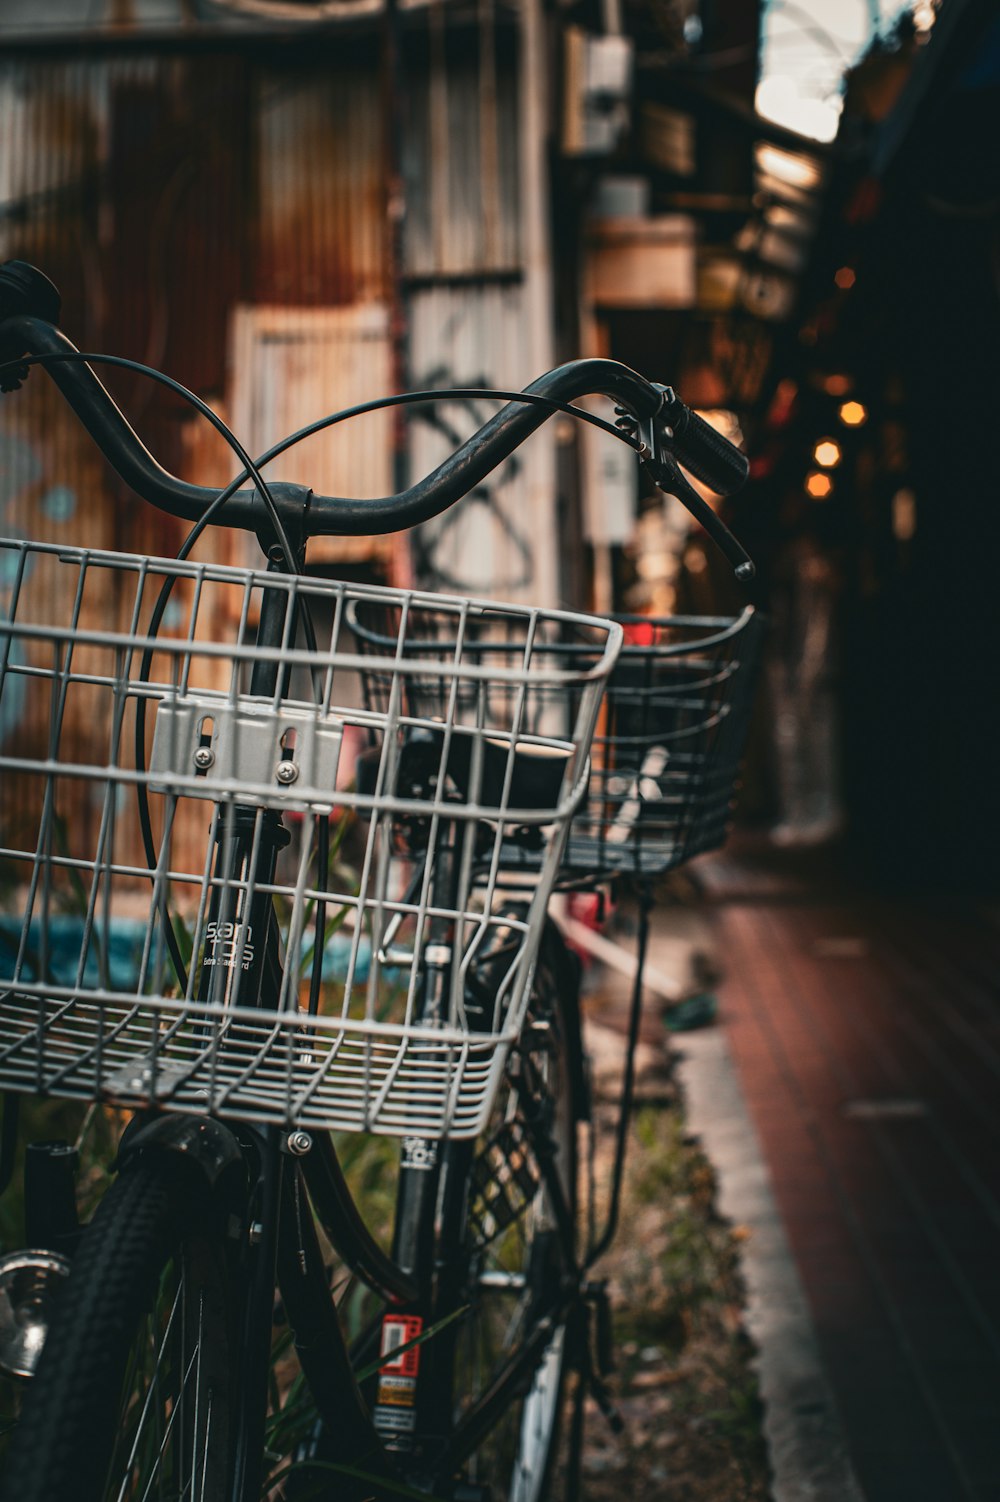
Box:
[350,602,763,883]
[559,608,763,878]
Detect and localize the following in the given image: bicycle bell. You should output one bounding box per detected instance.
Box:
[0,1249,71,1378]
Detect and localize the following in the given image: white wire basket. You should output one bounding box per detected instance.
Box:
[0,539,621,1139]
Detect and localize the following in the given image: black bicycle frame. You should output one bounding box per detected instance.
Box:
[203,547,583,1501]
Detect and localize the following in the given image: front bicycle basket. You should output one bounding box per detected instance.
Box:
[0,540,620,1139]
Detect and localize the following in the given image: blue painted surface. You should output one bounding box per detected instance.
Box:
[0,914,148,991]
[0,916,391,991]
[0,534,31,590]
[0,612,27,742]
[0,433,42,509]
[302,931,381,984]
[39,485,77,522]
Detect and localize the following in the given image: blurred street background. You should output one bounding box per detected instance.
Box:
[1,1,999,1497]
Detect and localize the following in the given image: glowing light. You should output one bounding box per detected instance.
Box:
[834,266,856,290]
[823,374,852,397]
[755,78,842,144]
[892,488,917,541]
[839,400,867,427]
[813,439,842,468]
[756,143,825,192]
[805,472,833,499]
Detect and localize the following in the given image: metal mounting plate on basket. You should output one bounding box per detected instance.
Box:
[150,695,344,808]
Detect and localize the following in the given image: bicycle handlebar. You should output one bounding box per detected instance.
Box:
[658,389,748,498]
[0,260,754,577]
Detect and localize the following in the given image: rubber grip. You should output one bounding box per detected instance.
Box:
[664,397,748,497]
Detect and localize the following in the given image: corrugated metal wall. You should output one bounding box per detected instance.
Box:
[0,10,561,866]
[256,64,388,306]
[0,16,541,578]
[402,16,521,278]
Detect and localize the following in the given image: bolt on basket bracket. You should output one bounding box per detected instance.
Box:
[149,695,345,809]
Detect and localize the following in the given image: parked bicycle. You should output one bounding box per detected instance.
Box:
[0,261,759,1502]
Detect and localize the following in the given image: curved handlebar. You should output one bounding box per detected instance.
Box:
[0,260,754,578]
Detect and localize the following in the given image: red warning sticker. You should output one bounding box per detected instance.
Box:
[379,1313,424,1378]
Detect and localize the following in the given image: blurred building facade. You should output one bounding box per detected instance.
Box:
[739,0,1000,883]
[11,1,987,885]
[0,0,820,616]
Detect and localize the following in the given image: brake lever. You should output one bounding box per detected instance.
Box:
[636,406,756,583]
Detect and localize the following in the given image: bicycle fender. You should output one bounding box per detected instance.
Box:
[116,1112,246,1192]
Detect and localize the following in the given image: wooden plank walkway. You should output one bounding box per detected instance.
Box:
[699,852,1000,1502]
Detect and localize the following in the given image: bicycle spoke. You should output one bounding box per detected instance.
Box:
[196,1390,214,1502]
[135,1342,199,1502]
[114,1277,185,1502]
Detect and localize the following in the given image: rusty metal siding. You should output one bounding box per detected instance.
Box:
[0,52,251,560]
[0,16,543,597]
[0,49,392,545]
[254,62,388,306]
[0,59,132,556]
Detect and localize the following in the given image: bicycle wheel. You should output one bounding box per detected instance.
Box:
[444,921,583,1502]
[0,1156,239,1502]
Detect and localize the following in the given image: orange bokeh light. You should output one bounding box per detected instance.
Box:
[839,400,868,426]
[834,266,856,290]
[813,438,842,468]
[805,471,833,499]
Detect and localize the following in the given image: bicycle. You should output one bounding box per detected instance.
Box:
[0,259,759,1502]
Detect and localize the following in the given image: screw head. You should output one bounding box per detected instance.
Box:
[287,1130,313,1156]
[275,760,299,785]
[193,746,215,771]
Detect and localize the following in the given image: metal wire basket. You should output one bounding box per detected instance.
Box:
[560,609,763,878]
[0,539,620,1139]
[353,604,763,882]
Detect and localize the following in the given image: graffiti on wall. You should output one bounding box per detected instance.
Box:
[410,364,535,598]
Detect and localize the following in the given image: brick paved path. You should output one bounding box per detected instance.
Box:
[700,850,1000,1502]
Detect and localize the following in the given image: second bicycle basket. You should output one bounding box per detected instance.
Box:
[0,540,620,1139]
[562,608,763,878]
[353,603,763,884]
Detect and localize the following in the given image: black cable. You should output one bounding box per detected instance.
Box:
[0,350,296,566]
[0,348,308,993]
[1,357,650,993]
[179,387,642,510]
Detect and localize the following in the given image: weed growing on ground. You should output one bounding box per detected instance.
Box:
[576,1097,770,1501]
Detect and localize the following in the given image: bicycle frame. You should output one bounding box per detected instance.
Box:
[0,268,756,1502]
[155,541,586,1501]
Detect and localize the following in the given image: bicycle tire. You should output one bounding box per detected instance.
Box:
[0,1157,239,1502]
[439,919,584,1502]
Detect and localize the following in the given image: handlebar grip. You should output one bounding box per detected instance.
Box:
[660,392,748,497]
[0,262,61,329]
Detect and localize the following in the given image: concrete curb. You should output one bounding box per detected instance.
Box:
[675,1027,866,1502]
